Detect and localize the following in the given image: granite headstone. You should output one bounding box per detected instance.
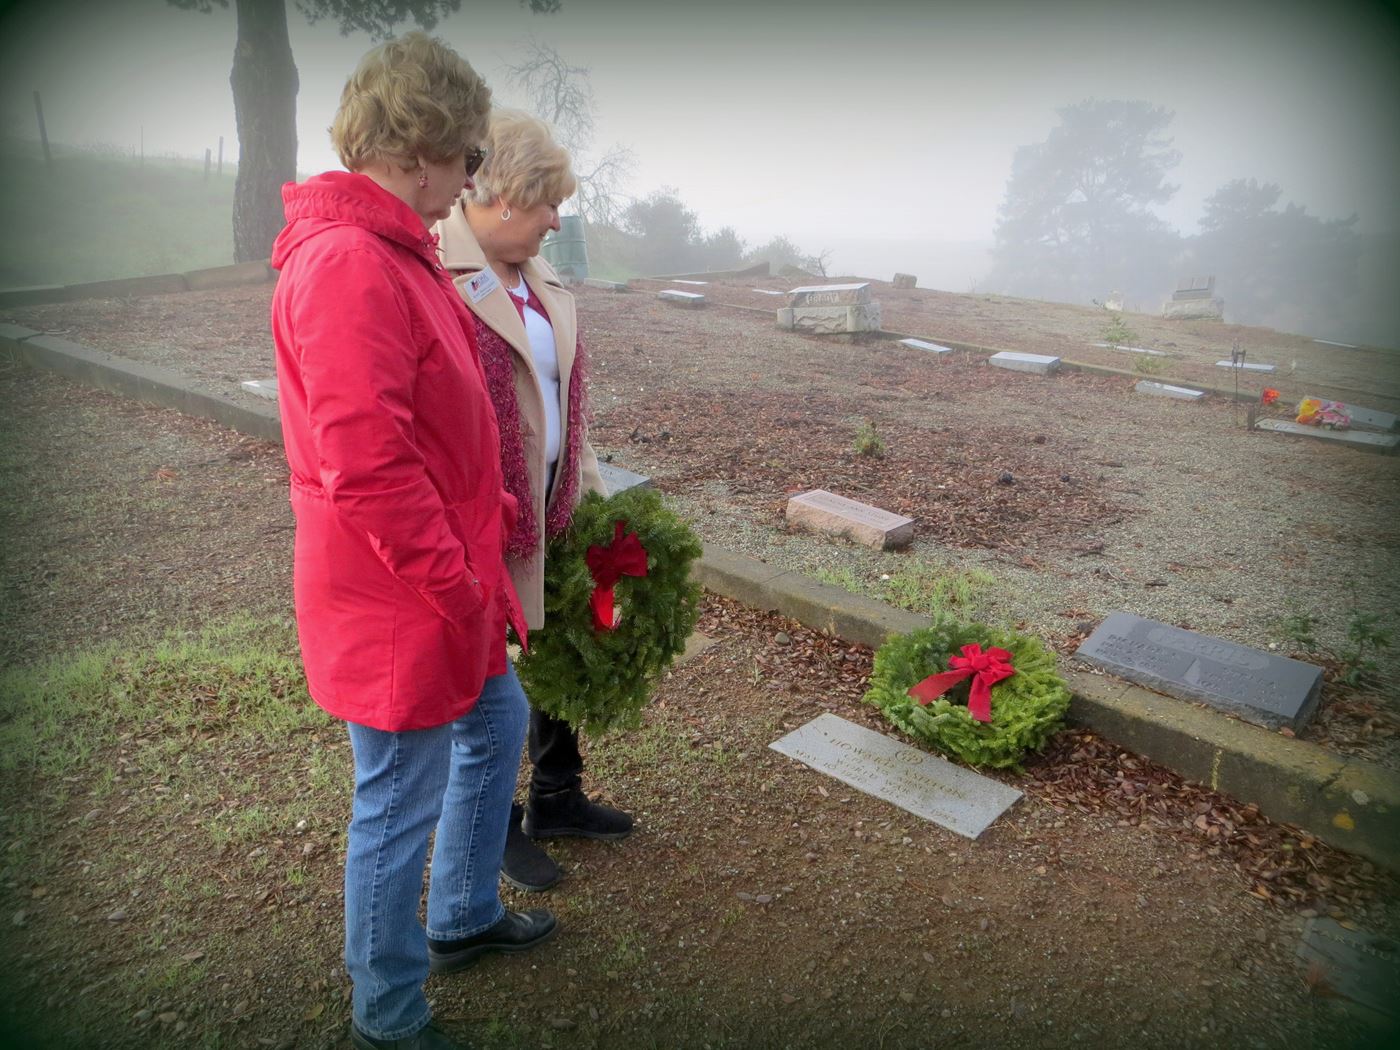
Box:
[1075,612,1323,731]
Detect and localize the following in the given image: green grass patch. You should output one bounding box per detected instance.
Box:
[0,138,236,286]
[0,615,326,779]
[815,559,997,620]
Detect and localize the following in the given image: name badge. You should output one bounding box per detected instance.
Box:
[464,267,501,304]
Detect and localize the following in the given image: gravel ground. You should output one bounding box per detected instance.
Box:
[3,278,1397,766]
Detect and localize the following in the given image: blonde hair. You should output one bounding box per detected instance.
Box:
[330,31,491,171]
[466,109,576,210]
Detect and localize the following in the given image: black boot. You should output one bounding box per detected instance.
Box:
[427,908,558,974]
[501,802,562,892]
[523,788,634,841]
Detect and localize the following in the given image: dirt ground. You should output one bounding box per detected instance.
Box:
[2,279,1397,773]
[1,361,1398,1049]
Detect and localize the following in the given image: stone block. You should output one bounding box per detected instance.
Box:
[770,714,1021,839]
[0,323,39,344]
[777,303,882,334]
[891,273,917,289]
[597,461,652,495]
[1075,612,1323,731]
[658,289,705,307]
[1135,380,1205,401]
[1162,298,1225,320]
[582,278,628,292]
[240,378,279,400]
[899,338,952,355]
[785,489,913,550]
[989,351,1060,375]
[788,282,872,308]
[1090,341,1169,356]
[671,279,708,285]
[1215,359,1277,374]
[1296,918,1400,1022]
[1255,418,1400,454]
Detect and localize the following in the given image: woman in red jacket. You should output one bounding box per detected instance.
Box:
[270,33,554,1050]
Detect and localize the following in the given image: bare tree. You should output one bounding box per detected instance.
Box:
[505,40,633,226]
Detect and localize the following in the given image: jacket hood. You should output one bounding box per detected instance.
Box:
[271,171,439,271]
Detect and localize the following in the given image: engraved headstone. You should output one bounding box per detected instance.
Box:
[788,282,872,308]
[241,378,279,400]
[1090,342,1169,357]
[770,714,1022,839]
[1255,419,1400,454]
[785,489,914,550]
[1173,275,1216,301]
[899,338,952,354]
[658,289,706,307]
[989,351,1060,375]
[892,273,917,289]
[598,461,652,495]
[1135,380,1205,401]
[1296,917,1400,1022]
[1075,612,1323,731]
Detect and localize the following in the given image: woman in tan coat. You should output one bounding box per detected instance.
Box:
[435,110,630,892]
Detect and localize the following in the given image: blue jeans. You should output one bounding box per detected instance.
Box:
[344,664,529,1040]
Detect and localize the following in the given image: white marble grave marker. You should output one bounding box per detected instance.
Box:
[241,378,279,400]
[1215,359,1277,374]
[770,714,1022,839]
[1255,419,1400,454]
[899,338,952,354]
[1135,380,1205,401]
[989,351,1060,375]
[658,289,706,307]
[785,489,914,550]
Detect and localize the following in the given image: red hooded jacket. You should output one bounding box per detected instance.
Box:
[270,171,525,731]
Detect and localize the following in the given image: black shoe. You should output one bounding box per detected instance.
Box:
[502,803,562,892]
[523,788,634,841]
[427,908,557,975]
[350,1020,464,1050]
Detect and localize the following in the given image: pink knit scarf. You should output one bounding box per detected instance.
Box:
[472,318,589,559]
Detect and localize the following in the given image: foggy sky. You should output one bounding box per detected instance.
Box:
[2,0,1397,261]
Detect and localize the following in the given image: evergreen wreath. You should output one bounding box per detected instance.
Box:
[515,486,703,735]
[863,614,1070,770]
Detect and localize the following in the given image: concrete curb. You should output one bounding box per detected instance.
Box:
[0,260,274,308]
[1,323,281,443]
[5,322,1397,871]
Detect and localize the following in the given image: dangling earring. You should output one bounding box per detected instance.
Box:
[500,207,512,221]
[417,169,428,188]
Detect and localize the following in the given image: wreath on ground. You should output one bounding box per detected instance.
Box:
[863,614,1070,770]
[515,486,703,735]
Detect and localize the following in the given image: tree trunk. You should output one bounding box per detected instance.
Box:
[230,0,298,263]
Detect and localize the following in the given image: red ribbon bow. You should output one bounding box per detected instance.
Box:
[907,643,1015,723]
[584,520,648,631]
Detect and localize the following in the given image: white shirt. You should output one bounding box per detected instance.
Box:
[507,273,562,471]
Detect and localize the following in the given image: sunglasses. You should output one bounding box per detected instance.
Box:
[464,147,488,178]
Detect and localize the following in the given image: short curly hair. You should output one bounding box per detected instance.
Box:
[466,109,576,211]
[330,31,491,171]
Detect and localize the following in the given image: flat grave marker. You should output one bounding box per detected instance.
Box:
[598,461,652,495]
[1255,419,1400,454]
[989,351,1060,375]
[1215,359,1277,374]
[1313,339,1358,349]
[241,378,279,400]
[899,338,952,354]
[785,489,913,550]
[769,713,1022,839]
[582,278,628,292]
[1296,917,1399,1023]
[658,289,706,307]
[751,288,786,295]
[671,279,708,285]
[1090,342,1170,357]
[1135,380,1204,401]
[1075,612,1323,731]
